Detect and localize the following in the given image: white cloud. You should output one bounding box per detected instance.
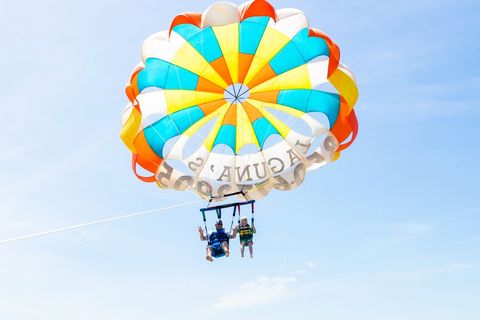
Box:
[304,260,318,269]
[463,208,480,214]
[395,222,434,235]
[291,261,318,275]
[212,276,296,311]
[348,222,435,259]
[385,262,477,280]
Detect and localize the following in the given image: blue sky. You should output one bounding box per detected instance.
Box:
[0,0,479,319]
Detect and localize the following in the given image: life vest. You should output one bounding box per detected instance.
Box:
[209,229,229,245]
[239,224,253,239]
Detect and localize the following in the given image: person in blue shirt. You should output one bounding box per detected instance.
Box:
[198,220,238,262]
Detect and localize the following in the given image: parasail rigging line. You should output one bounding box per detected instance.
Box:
[0,199,202,245]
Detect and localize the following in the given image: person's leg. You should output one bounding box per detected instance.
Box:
[221,241,230,257]
[206,246,213,262]
[240,241,245,258]
[248,241,253,258]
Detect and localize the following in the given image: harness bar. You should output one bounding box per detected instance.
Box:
[200,200,255,213]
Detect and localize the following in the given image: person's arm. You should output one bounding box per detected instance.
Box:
[252,224,256,234]
[198,226,207,241]
[230,226,239,239]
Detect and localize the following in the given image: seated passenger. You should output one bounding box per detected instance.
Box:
[198,220,238,262]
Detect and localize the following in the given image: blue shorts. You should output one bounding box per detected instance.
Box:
[209,242,225,258]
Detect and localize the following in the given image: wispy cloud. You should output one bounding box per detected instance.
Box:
[290,260,319,275]
[0,137,108,195]
[463,208,480,214]
[384,262,477,280]
[365,76,480,122]
[395,222,434,235]
[212,276,296,311]
[348,222,435,260]
[208,261,317,312]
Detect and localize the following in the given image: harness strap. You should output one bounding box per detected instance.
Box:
[237,204,241,226]
[251,202,255,224]
[229,205,237,234]
[202,211,209,243]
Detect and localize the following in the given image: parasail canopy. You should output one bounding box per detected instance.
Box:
[121,0,359,201]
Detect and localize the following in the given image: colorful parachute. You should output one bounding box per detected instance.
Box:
[121,0,359,201]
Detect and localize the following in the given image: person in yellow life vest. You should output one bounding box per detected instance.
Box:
[239,216,256,258]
